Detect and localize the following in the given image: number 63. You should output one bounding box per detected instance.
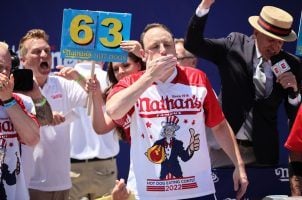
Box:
[70,14,123,48]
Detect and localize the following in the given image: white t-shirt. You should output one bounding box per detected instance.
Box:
[70,62,119,159]
[0,94,37,200]
[17,94,35,188]
[109,66,225,200]
[28,76,87,191]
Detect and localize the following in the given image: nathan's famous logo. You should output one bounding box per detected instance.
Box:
[145,115,200,180]
[0,120,15,133]
[137,95,202,114]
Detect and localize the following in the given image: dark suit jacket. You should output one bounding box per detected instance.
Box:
[184,14,302,165]
[154,138,192,179]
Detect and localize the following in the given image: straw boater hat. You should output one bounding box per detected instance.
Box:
[248,6,297,42]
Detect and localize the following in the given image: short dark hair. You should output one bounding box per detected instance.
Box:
[140,23,174,49]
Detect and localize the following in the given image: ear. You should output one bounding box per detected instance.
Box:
[19,56,26,67]
[253,29,258,38]
[140,49,147,62]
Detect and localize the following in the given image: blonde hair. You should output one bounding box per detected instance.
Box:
[0,42,9,50]
[19,29,49,57]
[174,38,185,45]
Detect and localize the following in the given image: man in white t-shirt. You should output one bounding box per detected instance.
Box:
[0,42,40,200]
[106,23,248,200]
[19,29,88,200]
[69,61,119,199]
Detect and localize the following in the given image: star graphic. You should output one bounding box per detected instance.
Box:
[184,119,188,124]
[146,121,152,128]
[192,120,196,125]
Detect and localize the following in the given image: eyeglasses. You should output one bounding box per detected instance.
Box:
[177,56,195,61]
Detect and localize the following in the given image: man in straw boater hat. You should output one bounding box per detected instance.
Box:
[185,0,302,195]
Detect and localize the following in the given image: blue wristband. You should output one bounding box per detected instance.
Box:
[3,98,17,109]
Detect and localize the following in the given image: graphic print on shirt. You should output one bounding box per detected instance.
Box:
[0,119,20,200]
[145,115,200,191]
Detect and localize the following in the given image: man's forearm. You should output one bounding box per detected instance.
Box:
[211,119,244,168]
[106,73,154,120]
[33,96,53,126]
[5,102,40,146]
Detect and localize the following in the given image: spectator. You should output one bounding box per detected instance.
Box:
[285,104,302,195]
[8,47,53,188]
[0,41,39,200]
[19,29,88,200]
[105,23,248,200]
[174,38,198,68]
[84,51,145,200]
[69,61,119,200]
[185,0,302,168]
[91,52,145,138]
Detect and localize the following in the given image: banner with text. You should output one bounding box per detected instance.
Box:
[61,9,131,62]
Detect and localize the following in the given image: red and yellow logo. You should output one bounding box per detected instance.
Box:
[145,145,165,164]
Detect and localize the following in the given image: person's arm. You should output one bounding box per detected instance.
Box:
[54,65,87,90]
[184,0,228,63]
[88,75,116,134]
[5,98,40,146]
[32,96,53,126]
[106,53,176,120]
[21,81,53,126]
[2,75,39,146]
[211,119,248,199]
[106,72,153,120]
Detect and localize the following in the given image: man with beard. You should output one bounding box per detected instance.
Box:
[18,29,88,200]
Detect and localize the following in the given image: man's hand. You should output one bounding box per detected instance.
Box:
[120,40,142,58]
[144,50,177,82]
[50,111,65,126]
[188,128,200,154]
[277,71,298,92]
[54,65,80,81]
[0,73,13,101]
[86,75,101,96]
[199,0,215,10]
[233,165,249,200]
[112,178,131,200]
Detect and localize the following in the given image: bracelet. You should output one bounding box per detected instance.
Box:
[34,97,47,107]
[3,97,15,104]
[3,97,17,109]
[75,73,85,83]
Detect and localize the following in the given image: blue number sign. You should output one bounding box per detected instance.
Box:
[61,9,132,62]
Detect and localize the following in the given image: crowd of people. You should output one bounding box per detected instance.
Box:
[0,0,302,199]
